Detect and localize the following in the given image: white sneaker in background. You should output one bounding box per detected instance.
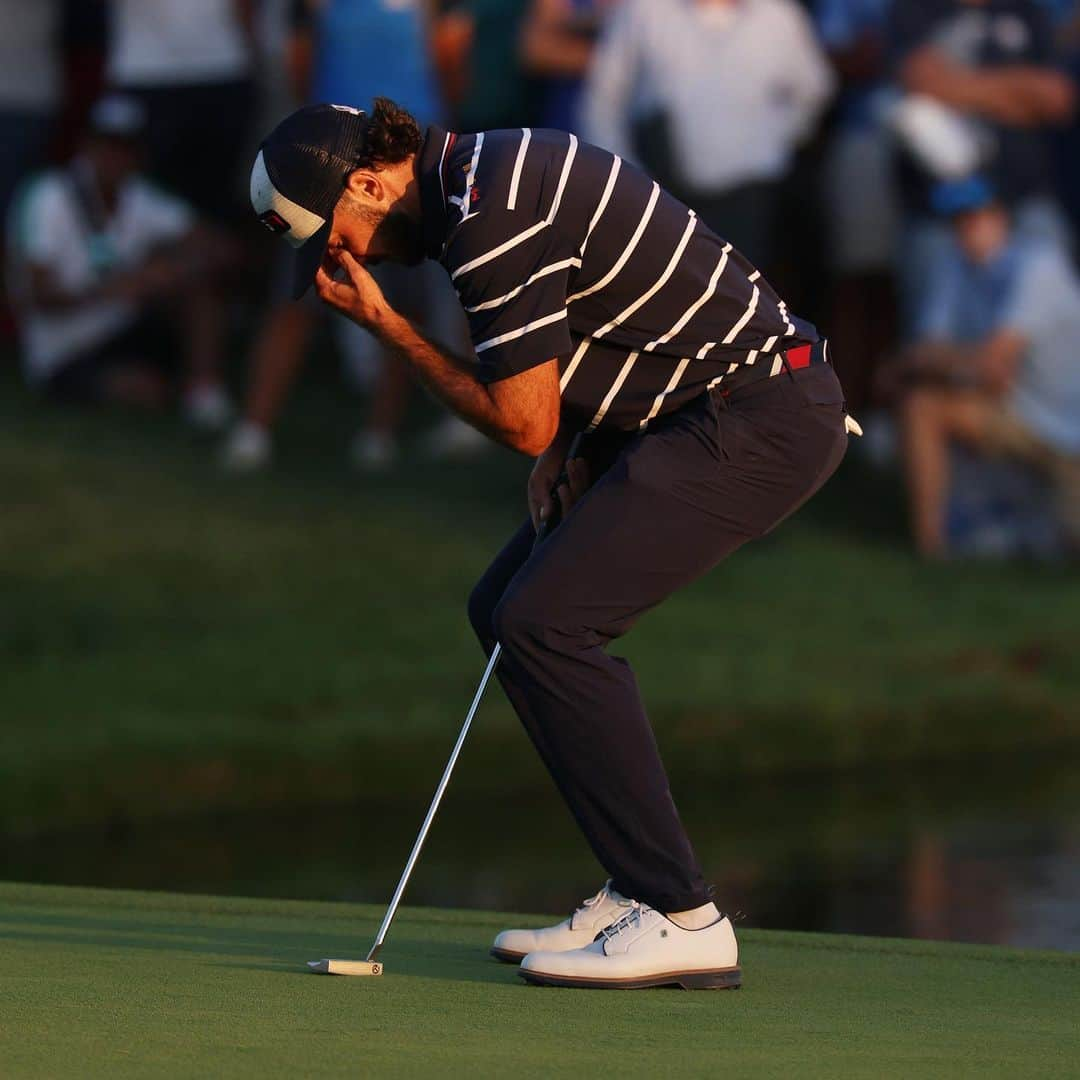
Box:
[419,416,490,460]
[221,422,272,472]
[350,430,399,472]
[518,901,741,990]
[490,881,635,964]
[183,383,233,432]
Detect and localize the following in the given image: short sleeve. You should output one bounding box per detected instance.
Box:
[9,175,69,266]
[447,225,576,383]
[999,247,1069,341]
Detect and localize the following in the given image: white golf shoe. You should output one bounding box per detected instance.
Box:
[518,901,741,990]
[490,881,635,963]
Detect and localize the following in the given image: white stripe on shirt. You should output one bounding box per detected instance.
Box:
[559,337,592,393]
[777,300,796,337]
[507,128,531,211]
[463,257,582,313]
[567,181,660,304]
[449,132,484,224]
[547,133,578,223]
[436,131,451,209]
[474,309,567,354]
[452,220,547,281]
[587,351,640,430]
[580,155,622,258]
[722,285,759,345]
[451,133,576,282]
[639,356,692,430]
[644,242,731,352]
[591,212,697,340]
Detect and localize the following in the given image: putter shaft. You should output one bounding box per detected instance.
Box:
[365,643,502,963]
[363,432,584,964]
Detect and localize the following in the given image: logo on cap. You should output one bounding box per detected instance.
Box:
[259,209,291,235]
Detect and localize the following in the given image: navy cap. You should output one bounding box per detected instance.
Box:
[250,104,368,299]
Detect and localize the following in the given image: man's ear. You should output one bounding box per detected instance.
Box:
[345,169,384,205]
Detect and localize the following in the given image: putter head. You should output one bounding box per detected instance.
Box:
[307,958,383,976]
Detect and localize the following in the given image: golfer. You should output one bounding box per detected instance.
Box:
[252,99,850,990]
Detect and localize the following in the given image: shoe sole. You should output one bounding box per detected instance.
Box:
[490,946,527,964]
[518,965,742,991]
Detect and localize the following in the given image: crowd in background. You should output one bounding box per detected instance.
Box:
[4,0,1080,559]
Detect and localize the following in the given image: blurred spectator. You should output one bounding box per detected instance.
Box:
[252,0,297,134]
[889,178,1080,558]
[888,0,1076,331]
[223,2,474,473]
[436,0,537,130]
[1053,2,1080,251]
[520,0,620,131]
[816,0,899,413]
[581,0,834,272]
[0,0,62,335]
[0,1,62,224]
[6,96,235,426]
[106,0,256,222]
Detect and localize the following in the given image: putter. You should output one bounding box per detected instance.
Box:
[309,433,584,977]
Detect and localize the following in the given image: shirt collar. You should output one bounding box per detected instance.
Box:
[417,124,457,261]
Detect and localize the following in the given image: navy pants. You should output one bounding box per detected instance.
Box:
[468,364,848,913]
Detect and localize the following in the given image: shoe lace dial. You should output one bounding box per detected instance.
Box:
[600,900,651,943]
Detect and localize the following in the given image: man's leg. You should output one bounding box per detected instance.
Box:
[473,389,846,914]
[900,387,994,557]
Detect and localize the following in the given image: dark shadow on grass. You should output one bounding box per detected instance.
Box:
[206,947,524,988]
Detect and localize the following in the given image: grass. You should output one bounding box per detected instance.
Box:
[1,882,1078,1078]
[3,368,1080,834]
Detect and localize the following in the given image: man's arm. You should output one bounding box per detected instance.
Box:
[899,330,1025,395]
[316,251,561,455]
[901,46,1075,126]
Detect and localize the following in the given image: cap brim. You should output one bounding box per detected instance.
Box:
[291,220,331,300]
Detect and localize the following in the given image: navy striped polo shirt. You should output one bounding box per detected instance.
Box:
[418,126,819,433]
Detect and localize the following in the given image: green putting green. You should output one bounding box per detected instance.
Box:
[1,883,1077,1077]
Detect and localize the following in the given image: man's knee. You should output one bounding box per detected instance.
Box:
[900,386,942,428]
[467,577,499,647]
[491,580,556,654]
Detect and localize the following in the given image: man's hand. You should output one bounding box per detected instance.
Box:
[528,436,590,531]
[314,249,390,329]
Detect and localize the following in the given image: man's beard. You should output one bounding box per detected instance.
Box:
[368,205,426,265]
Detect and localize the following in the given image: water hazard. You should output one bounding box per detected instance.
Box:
[5,754,1078,951]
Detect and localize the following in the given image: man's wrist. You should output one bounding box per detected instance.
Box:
[368,300,403,343]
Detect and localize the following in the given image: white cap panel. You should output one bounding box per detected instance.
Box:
[250,150,327,249]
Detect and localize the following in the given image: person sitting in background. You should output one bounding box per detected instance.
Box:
[891,178,1080,558]
[6,96,235,424]
[581,0,833,271]
[520,0,620,132]
[222,0,476,473]
[889,0,1076,332]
